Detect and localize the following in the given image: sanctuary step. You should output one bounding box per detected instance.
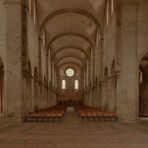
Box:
[74,105,118,121]
[24,105,67,122]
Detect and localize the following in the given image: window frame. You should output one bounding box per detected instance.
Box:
[61,80,66,90]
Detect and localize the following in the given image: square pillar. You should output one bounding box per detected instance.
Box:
[118,0,139,122]
[6,0,22,121]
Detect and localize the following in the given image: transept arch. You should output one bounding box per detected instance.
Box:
[52,46,89,60]
[40,8,103,37]
[47,32,95,53]
[57,62,82,70]
[56,56,85,66]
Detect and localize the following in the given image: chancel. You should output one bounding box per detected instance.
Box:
[0,0,148,147]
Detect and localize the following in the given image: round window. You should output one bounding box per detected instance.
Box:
[66,68,75,77]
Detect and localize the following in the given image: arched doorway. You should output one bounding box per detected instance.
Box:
[34,67,38,110]
[0,59,4,115]
[93,77,98,108]
[98,76,102,109]
[110,61,117,112]
[102,67,108,111]
[139,53,148,117]
[43,77,48,108]
[26,61,32,112]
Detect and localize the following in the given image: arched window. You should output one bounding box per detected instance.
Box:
[42,30,46,47]
[61,80,66,89]
[33,0,36,24]
[106,1,109,26]
[28,0,32,13]
[28,0,37,25]
[139,69,143,84]
[75,80,79,90]
[111,0,114,14]
[66,68,75,77]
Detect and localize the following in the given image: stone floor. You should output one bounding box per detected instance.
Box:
[0,108,148,148]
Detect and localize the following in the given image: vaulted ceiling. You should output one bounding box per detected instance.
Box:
[36,0,106,70]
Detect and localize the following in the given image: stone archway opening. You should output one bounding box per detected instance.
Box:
[26,61,32,112]
[139,52,148,117]
[110,61,117,112]
[0,58,4,115]
[57,64,83,106]
[33,67,39,111]
[102,67,109,111]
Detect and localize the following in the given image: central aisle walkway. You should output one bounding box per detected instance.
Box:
[0,108,148,148]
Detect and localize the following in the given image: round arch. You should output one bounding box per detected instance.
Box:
[40,8,103,36]
[47,32,95,52]
[56,56,85,66]
[57,62,83,70]
[52,46,90,60]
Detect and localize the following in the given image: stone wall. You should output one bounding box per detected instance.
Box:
[138,0,148,61]
[6,0,22,121]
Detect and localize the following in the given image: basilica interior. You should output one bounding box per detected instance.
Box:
[0,0,148,147]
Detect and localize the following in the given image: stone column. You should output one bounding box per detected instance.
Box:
[118,0,139,122]
[5,0,22,121]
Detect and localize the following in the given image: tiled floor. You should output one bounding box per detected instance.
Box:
[0,108,148,148]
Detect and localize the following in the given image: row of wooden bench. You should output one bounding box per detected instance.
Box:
[24,105,67,122]
[74,105,118,121]
[58,100,83,106]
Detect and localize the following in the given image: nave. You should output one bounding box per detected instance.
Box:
[0,108,148,148]
[0,0,148,123]
[1,0,148,147]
